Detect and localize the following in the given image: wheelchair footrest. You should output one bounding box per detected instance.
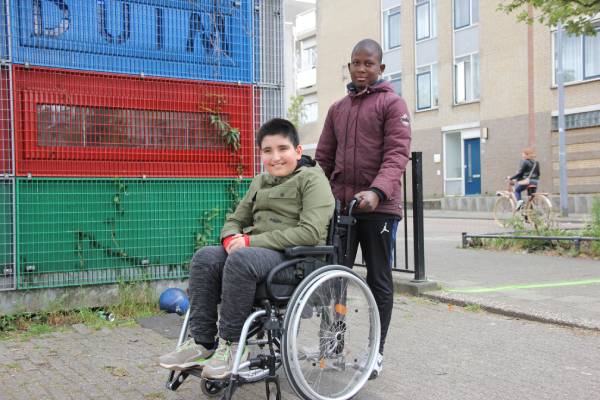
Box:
[265,374,281,400]
[165,370,189,391]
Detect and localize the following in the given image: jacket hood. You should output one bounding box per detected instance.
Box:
[297,155,316,168]
[347,80,394,97]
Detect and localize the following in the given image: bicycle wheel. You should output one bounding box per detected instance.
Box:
[525,195,553,228]
[282,265,380,400]
[493,196,515,227]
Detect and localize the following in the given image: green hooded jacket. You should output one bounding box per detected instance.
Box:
[220,158,335,251]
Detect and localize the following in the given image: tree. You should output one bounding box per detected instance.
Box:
[286,94,306,128]
[498,0,600,36]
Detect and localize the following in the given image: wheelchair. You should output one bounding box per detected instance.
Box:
[165,200,381,400]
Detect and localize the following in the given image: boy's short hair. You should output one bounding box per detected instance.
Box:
[256,118,300,148]
[351,39,383,63]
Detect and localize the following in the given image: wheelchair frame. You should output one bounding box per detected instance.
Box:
[165,200,381,400]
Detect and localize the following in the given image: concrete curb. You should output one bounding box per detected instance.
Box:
[0,280,188,315]
[354,268,440,296]
[422,291,600,333]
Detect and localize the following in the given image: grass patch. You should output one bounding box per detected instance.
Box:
[103,365,130,377]
[464,304,482,313]
[4,362,22,371]
[582,197,600,257]
[470,204,600,258]
[0,281,163,340]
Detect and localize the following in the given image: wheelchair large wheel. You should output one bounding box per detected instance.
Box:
[281,265,380,400]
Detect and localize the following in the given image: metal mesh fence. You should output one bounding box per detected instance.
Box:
[1,0,284,290]
[253,0,283,86]
[0,64,11,175]
[16,177,251,289]
[1,0,8,62]
[8,0,253,83]
[12,65,255,178]
[0,178,14,290]
[253,84,283,174]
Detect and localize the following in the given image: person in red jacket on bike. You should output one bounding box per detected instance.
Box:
[315,38,412,380]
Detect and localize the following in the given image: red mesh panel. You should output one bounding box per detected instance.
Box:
[13,66,254,177]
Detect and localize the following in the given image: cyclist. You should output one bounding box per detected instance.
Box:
[508,147,540,210]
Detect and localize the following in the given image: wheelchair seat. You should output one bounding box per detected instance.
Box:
[255,249,332,304]
[167,200,380,400]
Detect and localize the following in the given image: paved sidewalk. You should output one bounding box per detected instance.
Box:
[397,212,600,331]
[2,298,599,400]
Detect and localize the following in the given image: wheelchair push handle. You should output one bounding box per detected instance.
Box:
[348,198,358,216]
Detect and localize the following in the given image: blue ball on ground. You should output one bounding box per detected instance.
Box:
[159,288,189,315]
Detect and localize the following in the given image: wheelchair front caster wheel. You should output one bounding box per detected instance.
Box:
[200,377,227,398]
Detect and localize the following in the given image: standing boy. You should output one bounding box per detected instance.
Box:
[315,39,411,379]
[159,118,334,379]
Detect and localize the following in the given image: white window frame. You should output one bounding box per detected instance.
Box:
[302,101,318,124]
[552,23,600,85]
[415,0,436,42]
[384,72,402,96]
[442,131,463,196]
[300,39,317,71]
[442,126,481,196]
[453,0,479,30]
[382,6,402,51]
[415,63,438,111]
[454,52,479,104]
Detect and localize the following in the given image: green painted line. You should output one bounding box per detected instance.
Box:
[447,279,600,294]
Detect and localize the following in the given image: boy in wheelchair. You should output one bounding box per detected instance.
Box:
[158,118,335,380]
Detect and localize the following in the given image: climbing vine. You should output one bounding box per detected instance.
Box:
[76,180,155,272]
[194,208,220,250]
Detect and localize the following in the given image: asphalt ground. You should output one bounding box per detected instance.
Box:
[394,213,600,331]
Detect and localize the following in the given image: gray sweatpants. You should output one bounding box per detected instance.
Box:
[188,245,287,343]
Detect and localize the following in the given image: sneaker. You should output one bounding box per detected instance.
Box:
[158,338,215,371]
[516,200,524,210]
[369,353,383,380]
[201,340,249,380]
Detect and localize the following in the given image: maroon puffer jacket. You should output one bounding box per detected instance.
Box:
[315,81,411,216]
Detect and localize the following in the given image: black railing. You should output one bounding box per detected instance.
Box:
[462,232,600,255]
[355,152,426,282]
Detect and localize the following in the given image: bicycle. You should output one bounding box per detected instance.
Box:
[493,179,553,228]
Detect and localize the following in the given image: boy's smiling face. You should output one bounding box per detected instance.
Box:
[348,47,385,90]
[260,133,302,177]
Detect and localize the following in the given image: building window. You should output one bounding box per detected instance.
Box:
[302,101,318,124]
[416,71,431,109]
[454,0,479,30]
[554,24,600,83]
[384,73,402,96]
[416,0,436,41]
[416,65,438,110]
[454,53,479,103]
[300,39,317,71]
[383,7,401,50]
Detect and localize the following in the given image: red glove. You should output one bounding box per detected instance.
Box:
[222,235,235,249]
[222,234,250,250]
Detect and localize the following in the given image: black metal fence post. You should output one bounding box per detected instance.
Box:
[411,151,426,282]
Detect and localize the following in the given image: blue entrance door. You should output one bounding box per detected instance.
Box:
[464,138,481,195]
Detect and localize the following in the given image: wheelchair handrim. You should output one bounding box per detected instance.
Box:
[282,266,381,400]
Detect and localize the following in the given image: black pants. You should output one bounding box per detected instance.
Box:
[340,213,399,355]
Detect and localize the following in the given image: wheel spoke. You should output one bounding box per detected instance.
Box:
[282,267,380,400]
